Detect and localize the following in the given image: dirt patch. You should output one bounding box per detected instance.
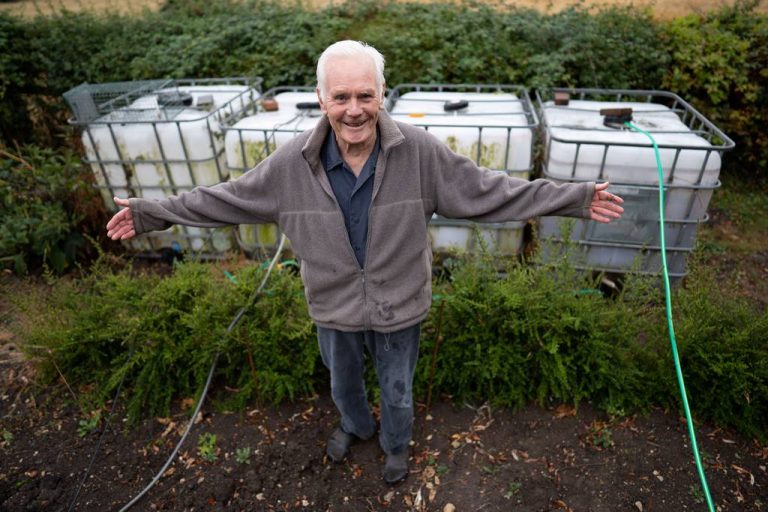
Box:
[1,368,766,511]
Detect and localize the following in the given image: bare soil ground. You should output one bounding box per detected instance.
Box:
[1,364,767,512]
[1,0,767,19]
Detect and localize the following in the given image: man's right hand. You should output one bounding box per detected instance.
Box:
[106,197,136,240]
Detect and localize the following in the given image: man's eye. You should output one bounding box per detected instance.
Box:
[334,95,347,102]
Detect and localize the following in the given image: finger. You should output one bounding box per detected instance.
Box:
[594,182,610,192]
[591,205,623,218]
[598,191,624,204]
[595,200,624,214]
[119,228,136,240]
[591,212,613,223]
[114,197,130,208]
[106,211,124,231]
[107,206,132,227]
[111,223,134,240]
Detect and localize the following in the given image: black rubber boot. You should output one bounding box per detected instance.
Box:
[383,450,409,484]
[326,428,355,463]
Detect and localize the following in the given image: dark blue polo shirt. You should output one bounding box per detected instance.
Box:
[321,129,380,268]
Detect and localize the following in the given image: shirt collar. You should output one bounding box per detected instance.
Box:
[322,129,345,171]
[322,128,381,175]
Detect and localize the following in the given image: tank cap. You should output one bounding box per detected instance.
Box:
[157,91,193,108]
[554,92,570,106]
[195,94,214,108]
[443,99,469,112]
[600,107,633,128]
[296,101,321,111]
[261,98,279,111]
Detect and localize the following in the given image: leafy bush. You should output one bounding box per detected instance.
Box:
[416,251,660,415]
[17,258,316,423]
[15,247,768,439]
[656,264,768,439]
[0,145,102,274]
[660,0,768,178]
[6,0,767,180]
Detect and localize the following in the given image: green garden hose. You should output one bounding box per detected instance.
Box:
[625,121,715,512]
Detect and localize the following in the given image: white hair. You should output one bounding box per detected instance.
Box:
[316,40,385,98]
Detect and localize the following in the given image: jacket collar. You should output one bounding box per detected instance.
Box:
[302,110,406,174]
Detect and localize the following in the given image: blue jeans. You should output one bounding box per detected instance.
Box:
[317,324,420,455]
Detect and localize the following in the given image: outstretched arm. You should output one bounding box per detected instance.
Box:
[589,182,624,223]
[106,197,136,240]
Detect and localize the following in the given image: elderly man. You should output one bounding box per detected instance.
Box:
[107,40,623,484]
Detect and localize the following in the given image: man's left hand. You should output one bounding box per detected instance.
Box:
[589,182,624,223]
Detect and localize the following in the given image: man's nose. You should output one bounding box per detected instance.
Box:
[346,98,363,116]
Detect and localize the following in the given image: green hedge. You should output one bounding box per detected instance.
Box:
[14,253,768,439]
[0,145,102,274]
[0,0,766,178]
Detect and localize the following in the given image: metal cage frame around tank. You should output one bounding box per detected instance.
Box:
[64,77,263,256]
[535,87,735,279]
[220,85,322,174]
[386,83,539,175]
[218,85,323,255]
[386,83,539,254]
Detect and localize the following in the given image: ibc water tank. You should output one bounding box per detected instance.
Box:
[68,79,261,254]
[386,84,538,255]
[223,87,323,253]
[536,88,734,280]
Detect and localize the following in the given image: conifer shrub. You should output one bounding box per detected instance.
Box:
[13,250,768,438]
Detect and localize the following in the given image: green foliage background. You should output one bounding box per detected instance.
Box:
[0,0,765,177]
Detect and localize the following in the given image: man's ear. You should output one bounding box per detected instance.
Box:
[316,87,327,114]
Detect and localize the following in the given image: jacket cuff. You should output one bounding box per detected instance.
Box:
[128,197,170,234]
[581,182,596,219]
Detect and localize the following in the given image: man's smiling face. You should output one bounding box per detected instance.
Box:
[317,55,384,152]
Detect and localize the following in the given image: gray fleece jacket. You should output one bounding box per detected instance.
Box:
[129,111,595,332]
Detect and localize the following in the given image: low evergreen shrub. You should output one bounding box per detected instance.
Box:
[17,258,316,422]
[14,250,768,439]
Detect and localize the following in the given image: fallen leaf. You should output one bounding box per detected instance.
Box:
[443,504,455,512]
[732,464,755,485]
[160,421,177,438]
[553,404,577,419]
[634,501,643,511]
[180,398,195,411]
[162,467,175,478]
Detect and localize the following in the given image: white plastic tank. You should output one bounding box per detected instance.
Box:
[536,89,733,280]
[541,99,721,221]
[78,82,259,253]
[224,88,323,252]
[387,86,537,255]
